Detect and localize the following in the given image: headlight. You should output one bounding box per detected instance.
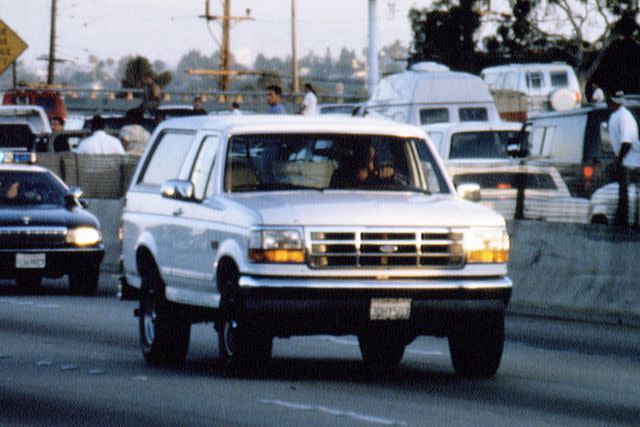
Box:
[249,229,305,263]
[463,228,509,263]
[66,226,102,247]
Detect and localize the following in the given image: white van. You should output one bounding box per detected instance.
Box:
[362,62,501,126]
[480,63,581,112]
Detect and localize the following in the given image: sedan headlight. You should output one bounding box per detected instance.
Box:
[67,226,102,247]
[249,229,305,263]
[463,228,509,263]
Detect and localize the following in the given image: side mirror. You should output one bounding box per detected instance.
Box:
[457,183,481,202]
[161,179,194,201]
[65,186,86,209]
[507,137,529,158]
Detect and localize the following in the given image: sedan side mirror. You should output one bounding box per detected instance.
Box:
[507,137,529,158]
[65,186,87,208]
[161,179,194,201]
[457,183,481,202]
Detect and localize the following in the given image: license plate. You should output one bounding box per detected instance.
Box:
[15,253,46,269]
[369,298,411,320]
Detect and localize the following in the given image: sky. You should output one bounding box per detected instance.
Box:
[1,0,431,73]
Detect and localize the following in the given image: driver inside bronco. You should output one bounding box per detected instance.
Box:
[225,134,447,193]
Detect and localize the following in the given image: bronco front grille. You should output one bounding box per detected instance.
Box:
[0,226,68,249]
[307,228,465,269]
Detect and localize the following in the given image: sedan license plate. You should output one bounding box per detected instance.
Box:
[369,298,411,320]
[15,253,46,269]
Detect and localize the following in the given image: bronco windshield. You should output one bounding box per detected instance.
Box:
[225,133,449,194]
[0,170,67,206]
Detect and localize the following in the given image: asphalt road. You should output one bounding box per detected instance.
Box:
[0,275,639,426]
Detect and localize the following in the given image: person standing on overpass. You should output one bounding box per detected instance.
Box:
[266,85,287,114]
[76,115,125,155]
[607,91,640,226]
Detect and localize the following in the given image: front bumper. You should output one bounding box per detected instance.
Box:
[237,275,511,336]
[0,246,105,278]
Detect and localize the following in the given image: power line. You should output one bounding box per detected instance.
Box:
[199,0,254,91]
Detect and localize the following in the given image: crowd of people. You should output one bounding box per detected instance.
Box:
[44,76,322,156]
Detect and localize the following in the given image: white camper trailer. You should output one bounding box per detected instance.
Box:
[362,62,501,126]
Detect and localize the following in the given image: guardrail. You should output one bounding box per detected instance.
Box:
[1,87,365,116]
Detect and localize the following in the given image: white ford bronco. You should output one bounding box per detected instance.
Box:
[121,115,511,377]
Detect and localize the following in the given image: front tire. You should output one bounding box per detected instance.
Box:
[69,266,100,295]
[218,318,272,375]
[217,266,272,375]
[448,312,505,378]
[138,268,191,366]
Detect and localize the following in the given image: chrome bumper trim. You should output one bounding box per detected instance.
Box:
[239,276,512,290]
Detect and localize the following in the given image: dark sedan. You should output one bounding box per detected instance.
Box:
[0,163,104,294]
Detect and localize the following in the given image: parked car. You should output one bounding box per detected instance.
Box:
[361,62,501,125]
[121,115,511,377]
[318,103,357,115]
[424,121,523,161]
[523,101,640,198]
[481,63,581,112]
[589,182,640,225]
[2,87,68,120]
[0,105,52,152]
[0,156,104,294]
[447,159,590,223]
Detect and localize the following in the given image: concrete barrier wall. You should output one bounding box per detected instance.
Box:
[507,221,640,325]
[85,198,124,273]
[87,199,640,325]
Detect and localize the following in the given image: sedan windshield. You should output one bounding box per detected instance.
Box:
[225,133,449,194]
[0,170,67,206]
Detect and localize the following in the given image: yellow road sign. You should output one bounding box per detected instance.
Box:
[0,20,28,75]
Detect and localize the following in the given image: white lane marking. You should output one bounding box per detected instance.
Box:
[0,299,60,309]
[60,363,77,371]
[35,360,53,367]
[260,399,407,426]
[405,349,443,356]
[88,368,105,375]
[0,299,60,310]
[35,303,61,309]
[319,336,444,356]
[132,375,149,381]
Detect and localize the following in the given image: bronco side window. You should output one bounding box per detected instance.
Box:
[138,131,194,186]
[191,135,220,200]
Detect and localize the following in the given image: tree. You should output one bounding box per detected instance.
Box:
[336,48,356,76]
[121,56,172,89]
[590,11,640,95]
[409,0,482,71]
[409,0,640,88]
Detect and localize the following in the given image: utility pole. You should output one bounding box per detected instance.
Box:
[220,0,231,91]
[200,0,253,92]
[367,0,379,97]
[291,0,299,93]
[47,0,57,84]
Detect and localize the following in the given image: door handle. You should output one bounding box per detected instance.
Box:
[173,207,184,216]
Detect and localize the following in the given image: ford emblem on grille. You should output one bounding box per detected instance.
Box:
[379,245,399,253]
